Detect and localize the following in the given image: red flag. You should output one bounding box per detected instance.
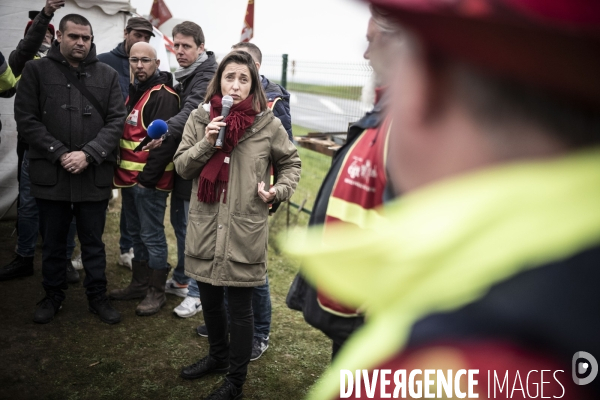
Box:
[149,0,172,28]
[240,0,254,42]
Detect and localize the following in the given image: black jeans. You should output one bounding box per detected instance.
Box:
[36,198,109,302]
[197,281,254,388]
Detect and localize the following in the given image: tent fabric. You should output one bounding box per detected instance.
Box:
[73,0,133,15]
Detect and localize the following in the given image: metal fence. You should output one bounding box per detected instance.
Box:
[261,55,374,133]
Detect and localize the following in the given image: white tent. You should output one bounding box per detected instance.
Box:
[0,0,169,220]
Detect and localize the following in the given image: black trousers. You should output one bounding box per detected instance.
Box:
[197,281,254,388]
[36,198,109,302]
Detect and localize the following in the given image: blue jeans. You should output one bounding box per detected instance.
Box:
[18,150,77,258]
[119,199,134,254]
[170,196,199,298]
[252,275,272,340]
[121,185,169,270]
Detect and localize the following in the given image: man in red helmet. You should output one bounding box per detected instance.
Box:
[287,0,600,399]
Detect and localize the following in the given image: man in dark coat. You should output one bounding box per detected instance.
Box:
[15,14,126,325]
[0,0,67,282]
[143,21,217,319]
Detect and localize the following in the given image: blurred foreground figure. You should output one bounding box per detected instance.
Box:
[286,6,401,361]
[286,0,600,399]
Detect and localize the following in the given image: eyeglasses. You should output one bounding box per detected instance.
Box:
[129,57,157,64]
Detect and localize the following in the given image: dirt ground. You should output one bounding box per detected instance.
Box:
[0,205,330,400]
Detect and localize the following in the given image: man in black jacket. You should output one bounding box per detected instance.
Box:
[109,42,180,317]
[15,14,126,325]
[144,21,217,319]
[0,0,78,283]
[98,17,154,269]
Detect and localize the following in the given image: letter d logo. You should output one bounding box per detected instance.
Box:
[572,351,598,385]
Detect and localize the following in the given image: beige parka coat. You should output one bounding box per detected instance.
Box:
[173,104,301,287]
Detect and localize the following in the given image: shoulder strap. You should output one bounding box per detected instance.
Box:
[55,62,106,121]
[269,97,281,111]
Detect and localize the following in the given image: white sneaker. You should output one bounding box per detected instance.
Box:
[117,247,134,269]
[71,253,83,270]
[173,296,202,318]
[165,278,189,298]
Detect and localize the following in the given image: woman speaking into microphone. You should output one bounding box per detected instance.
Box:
[173,50,301,400]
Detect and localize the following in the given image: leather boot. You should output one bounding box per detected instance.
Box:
[0,254,34,281]
[109,260,151,300]
[135,267,169,316]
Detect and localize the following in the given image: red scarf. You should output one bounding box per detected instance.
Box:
[197,94,258,203]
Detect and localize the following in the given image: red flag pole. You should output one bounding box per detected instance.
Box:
[240,0,254,42]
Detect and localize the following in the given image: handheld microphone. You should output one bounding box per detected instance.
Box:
[214,95,234,149]
[134,119,168,152]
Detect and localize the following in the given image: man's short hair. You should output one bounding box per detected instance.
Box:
[232,42,262,65]
[172,21,204,47]
[59,14,93,35]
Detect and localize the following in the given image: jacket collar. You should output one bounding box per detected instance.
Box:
[111,41,128,59]
[177,51,217,83]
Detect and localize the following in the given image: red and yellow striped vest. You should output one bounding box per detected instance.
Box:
[113,84,178,191]
[318,116,392,316]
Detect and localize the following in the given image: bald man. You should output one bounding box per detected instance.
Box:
[110,41,181,317]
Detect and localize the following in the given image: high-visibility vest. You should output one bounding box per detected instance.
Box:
[317,116,392,317]
[113,84,178,191]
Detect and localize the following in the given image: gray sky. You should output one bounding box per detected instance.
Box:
[130,0,371,63]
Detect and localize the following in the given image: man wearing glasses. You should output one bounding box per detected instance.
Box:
[109,42,180,317]
[98,17,155,271]
[15,14,126,324]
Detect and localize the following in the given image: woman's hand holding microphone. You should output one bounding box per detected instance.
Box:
[205,116,226,146]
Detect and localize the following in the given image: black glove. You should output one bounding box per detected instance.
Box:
[0,51,5,66]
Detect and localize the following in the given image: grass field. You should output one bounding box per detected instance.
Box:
[279,81,363,101]
[0,145,334,399]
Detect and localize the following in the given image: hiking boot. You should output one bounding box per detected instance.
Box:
[33,296,62,324]
[117,247,134,269]
[165,278,189,298]
[180,355,229,380]
[89,295,121,325]
[196,324,208,337]
[0,254,34,281]
[174,296,202,318]
[250,337,269,361]
[109,260,151,300]
[135,267,169,316]
[205,379,243,400]
[66,260,80,284]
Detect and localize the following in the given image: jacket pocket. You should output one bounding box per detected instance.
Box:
[255,156,269,184]
[228,214,267,264]
[29,157,57,186]
[185,211,218,260]
[94,163,114,187]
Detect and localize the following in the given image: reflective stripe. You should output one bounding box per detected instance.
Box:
[120,139,142,151]
[326,196,384,230]
[120,160,174,172]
